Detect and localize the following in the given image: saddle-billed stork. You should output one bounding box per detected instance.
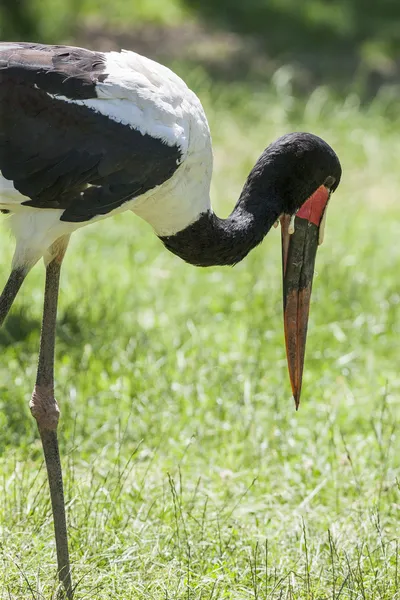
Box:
[0,42,341,597]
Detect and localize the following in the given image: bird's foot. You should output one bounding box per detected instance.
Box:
[30,384,60,430]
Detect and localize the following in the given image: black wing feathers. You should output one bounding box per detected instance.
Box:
[0,43,182,222]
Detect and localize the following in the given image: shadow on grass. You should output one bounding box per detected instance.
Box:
[0,306,86,348]
[57,306,86,345]
[0,312,38,347]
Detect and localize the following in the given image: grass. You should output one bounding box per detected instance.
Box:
[4,0,400,103]
[0,0,191,43]
[1,73,400,598]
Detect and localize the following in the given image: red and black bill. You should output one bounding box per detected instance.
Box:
[281,185,330,409]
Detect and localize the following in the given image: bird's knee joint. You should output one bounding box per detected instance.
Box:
[44,236,70,266]
[30,385,60,430]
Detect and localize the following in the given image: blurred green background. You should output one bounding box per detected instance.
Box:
[1,2,400,598]
[2,0,400,97]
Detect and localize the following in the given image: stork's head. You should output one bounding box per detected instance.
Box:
[258,133,342,407]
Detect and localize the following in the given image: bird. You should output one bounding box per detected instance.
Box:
[0,42,341,598]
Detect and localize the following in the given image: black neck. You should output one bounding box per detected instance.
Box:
[160,186,281,267]
[159,132,342,266]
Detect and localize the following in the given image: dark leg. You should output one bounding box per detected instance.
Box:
[29,238,73,599]
[0,267,27,326]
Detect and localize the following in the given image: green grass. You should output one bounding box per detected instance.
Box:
[0,0,191,43]
[1,77,400,598]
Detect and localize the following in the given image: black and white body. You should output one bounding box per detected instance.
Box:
[0,43,213,268]
[0,42,341,598]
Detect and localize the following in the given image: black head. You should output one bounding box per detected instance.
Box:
[248,132,342,215]
[242,132,342,409]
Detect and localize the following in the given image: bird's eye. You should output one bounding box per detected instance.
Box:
[324,176,335,189]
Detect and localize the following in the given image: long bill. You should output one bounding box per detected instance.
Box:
[280,185,331,409]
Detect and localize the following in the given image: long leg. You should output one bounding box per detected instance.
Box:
[29,237,73,599]
[0,267,27,326]
[0,243,43,327]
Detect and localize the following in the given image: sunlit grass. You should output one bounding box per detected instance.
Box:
[0,79,400,598]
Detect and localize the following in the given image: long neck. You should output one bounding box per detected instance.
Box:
[159,185,282,267]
